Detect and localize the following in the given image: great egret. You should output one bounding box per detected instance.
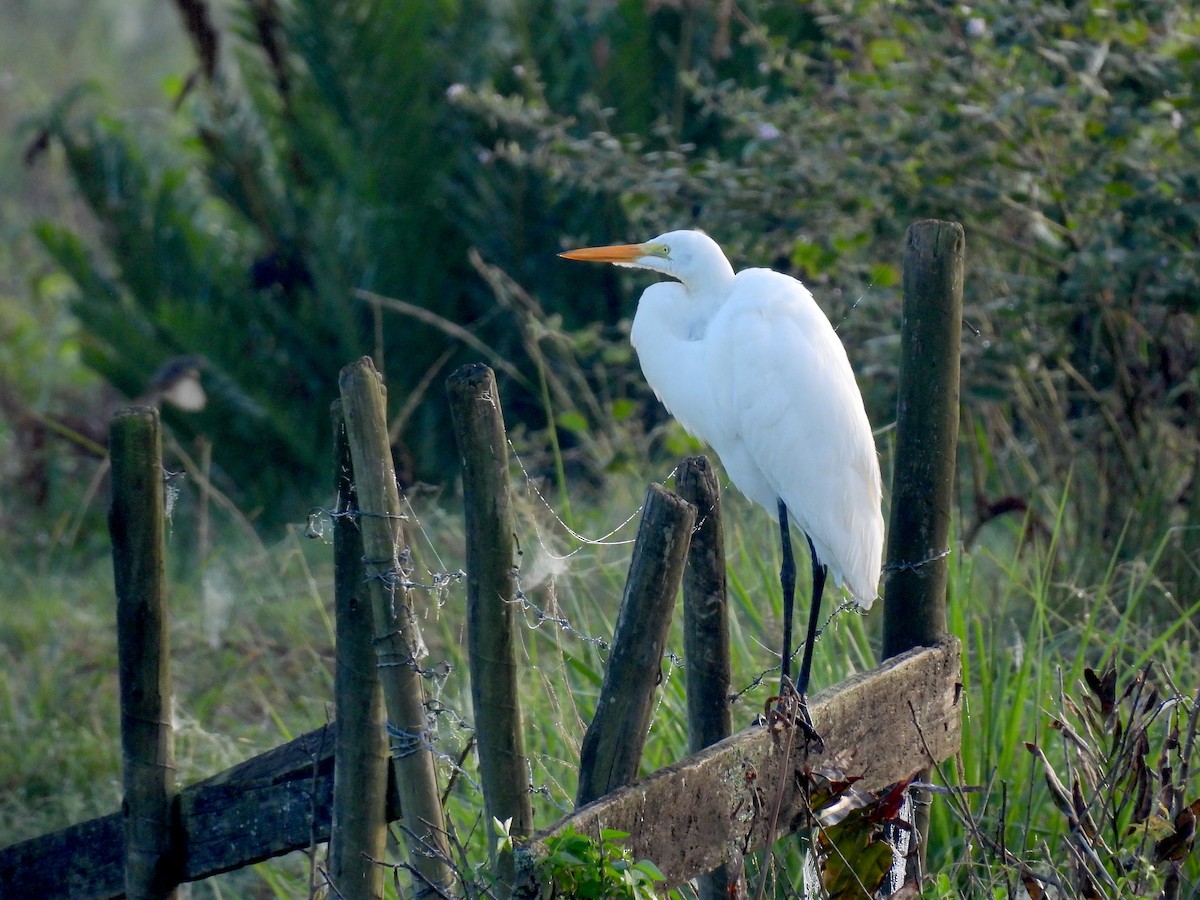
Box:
[560,230,883,697]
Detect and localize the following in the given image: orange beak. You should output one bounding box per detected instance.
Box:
[558,243,648,263]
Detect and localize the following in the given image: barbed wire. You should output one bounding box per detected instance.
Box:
[312,469,859,697]
[884,546,952,573]
[508,440,644,557]
[833,282,873,334]
[728,599,862,705]
[300,458,869,817]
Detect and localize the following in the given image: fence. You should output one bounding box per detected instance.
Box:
[0,220,965,898]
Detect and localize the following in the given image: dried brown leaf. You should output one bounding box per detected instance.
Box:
[1026,742,1075,821]
[1154,803,1197,863]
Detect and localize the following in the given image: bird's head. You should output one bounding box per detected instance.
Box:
[560,229,734,293]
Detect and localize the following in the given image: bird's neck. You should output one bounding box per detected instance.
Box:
[677,260,735,297]
[685,281,733,327]
[676,265,733,320]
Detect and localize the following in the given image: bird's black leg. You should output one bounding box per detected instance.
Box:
[777,499,796,691]
[796,534,828,697]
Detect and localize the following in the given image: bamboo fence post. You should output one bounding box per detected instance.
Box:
[881,219,965,879]
[329,401,388,900]
[446,364,534,888]
[675,456,735,900]
[338,358,453,897]
[109,407,179,900]
[575,483,695,807]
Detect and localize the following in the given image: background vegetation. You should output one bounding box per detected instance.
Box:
[1,0,1197,897]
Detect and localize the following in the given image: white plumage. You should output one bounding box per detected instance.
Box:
[561,229,884,689]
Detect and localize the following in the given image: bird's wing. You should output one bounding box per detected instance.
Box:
[707,269,884,605]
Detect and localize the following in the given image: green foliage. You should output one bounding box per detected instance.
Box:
[925,494,1200,897]
[1,437,1195,896]
[24,0,624,530]
[936,661,1200,897]
[0,1,190,549]
[461,0,1200,598]
[25,1,1198,587]
[15,0,844,538]
[1021,664,1198,896]
[535,825,669,899]
[802,771,911,898]
[8,0,1200,893]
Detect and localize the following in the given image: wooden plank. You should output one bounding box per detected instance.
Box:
[513,636,962,894]
[3,640,959,898]
[0,726,394,898]
[0,813,125,899]
[179,726,337,879]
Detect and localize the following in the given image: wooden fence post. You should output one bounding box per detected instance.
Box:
[882,219,965,879]
[446,364,534,889]
[329,401,388,900]
[675,456,736,900]
[576,483,695,807]
[109,406,179,900]
[338,357,453,897]
[676,456,732,752]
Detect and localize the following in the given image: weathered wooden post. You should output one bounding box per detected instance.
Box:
[575,483,695,807]
[446,364,535,890]
[109,407,179,900]
[338,357,453,897]
[882,219,965,878]
[329,401,388,900]
[676,456,737,900]
[676,457,732,751]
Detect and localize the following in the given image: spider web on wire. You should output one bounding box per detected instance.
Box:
[303,441,858,833]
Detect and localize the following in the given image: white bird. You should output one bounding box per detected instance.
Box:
[560,230,883,696]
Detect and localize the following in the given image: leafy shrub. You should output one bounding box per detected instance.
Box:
[459,0,1200,595]
[25,0,1200,598]
[942,664,1200,898]
[25,0,628,529]
[533,825,668,899]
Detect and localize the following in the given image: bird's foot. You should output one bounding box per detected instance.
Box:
[793,695,824,751]
[766,685,824,753]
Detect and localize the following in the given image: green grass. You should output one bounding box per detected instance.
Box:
[1,453,1197,898]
